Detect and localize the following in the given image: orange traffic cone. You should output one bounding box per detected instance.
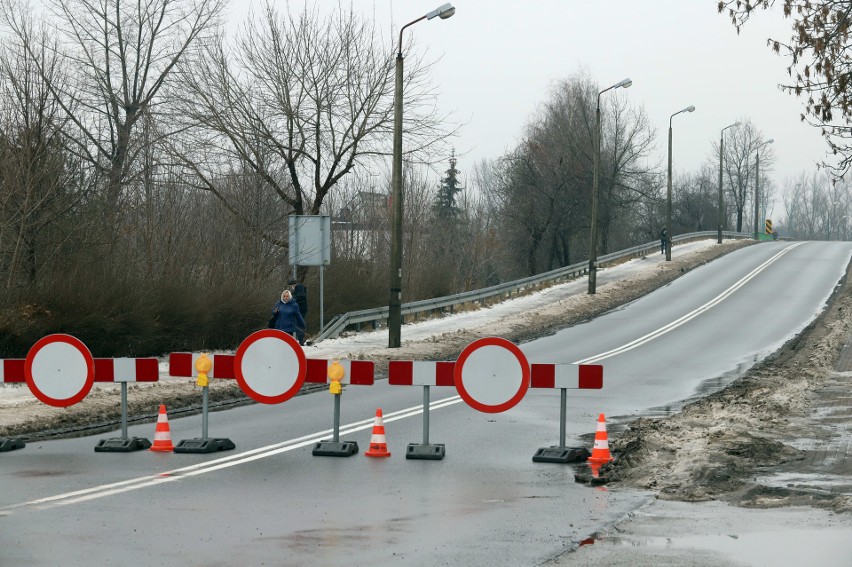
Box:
[364,408,391,458]
[587,413,613,464]
[149,404,174,452]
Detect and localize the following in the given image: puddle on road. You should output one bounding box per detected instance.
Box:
[581,528,852,566]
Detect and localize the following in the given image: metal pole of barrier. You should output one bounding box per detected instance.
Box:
[559,388,567,448]
[332,393,341,443]
[532,387,590,464]
[312,378,358,457]
[202,385,209,440]
[121,382,129,439]
[405,384,444,460]
[422,385,430,445]
[173,355,235,454]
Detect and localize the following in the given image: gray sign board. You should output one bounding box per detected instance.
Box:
[288,215,331,267]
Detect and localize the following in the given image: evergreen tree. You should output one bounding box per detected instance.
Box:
[433,151,463,219]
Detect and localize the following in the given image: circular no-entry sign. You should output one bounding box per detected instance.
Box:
[25,334,95,407]
[454,337,530,413]
[234,329,306,404]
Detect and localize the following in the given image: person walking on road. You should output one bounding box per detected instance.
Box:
[660,227,668,255]
[288,277,308,345]
[270,289,305,340]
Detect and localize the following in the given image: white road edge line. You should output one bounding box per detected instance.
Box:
[574,243,803,365]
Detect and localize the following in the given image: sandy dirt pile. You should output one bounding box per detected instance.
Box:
[4,239,849,512]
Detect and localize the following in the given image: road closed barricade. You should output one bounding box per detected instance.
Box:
[170,330,376,458]
[305,358,374,458]
[529,362,603,463]
[388,360,456,460]
[0,334,160,454]
[93,357,159,452]
[168,349,240,454]
[389,337,604,463]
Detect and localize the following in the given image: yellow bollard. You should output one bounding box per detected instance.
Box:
[195,353,212,387]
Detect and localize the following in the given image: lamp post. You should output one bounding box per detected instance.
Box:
[753,138,774,241]
[717,122,740,244]
[666,105,695,261]
[388,3,455,349]
[588,77,632,294]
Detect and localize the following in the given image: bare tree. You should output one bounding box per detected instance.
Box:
[672,165,719,234]
[720,0,852,174]
[1,0,225,218]
[0,14,83,290]
[709,119,776,232]
[597,92,658,253]
[486,71,658,276]
[171,2,455,266]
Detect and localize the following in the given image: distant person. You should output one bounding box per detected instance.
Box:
[288,277,308,345]
[660,227,668,255]
[270,289,305,340]
[772,228,779,241]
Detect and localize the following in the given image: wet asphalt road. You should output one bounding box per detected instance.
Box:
[2,241,851,566]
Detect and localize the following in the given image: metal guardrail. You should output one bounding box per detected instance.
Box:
[313,231,752,343]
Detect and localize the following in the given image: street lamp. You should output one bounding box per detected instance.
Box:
[588,77,632,294]
[753,138,774,241]
[388,3,455,348]
[717,122,740,244]
[666,105,695,261]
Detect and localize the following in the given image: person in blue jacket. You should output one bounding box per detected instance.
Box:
[270,289,306,339]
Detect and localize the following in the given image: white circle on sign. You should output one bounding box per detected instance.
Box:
[454,337,530,413]
[25,334,94,407]
[235,329,306,404]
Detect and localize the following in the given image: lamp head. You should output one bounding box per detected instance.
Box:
[427,3,455,20]
[617,78,633,89]
[686,105,696,113]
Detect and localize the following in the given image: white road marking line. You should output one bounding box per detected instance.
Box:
[574,243,803,364]
[3,395,464,512]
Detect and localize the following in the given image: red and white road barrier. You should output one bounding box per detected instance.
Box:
[388,360,455,386]
[94,358,159,382]
[4,357,159,384]
[0,359,25,383]
[389,361,603,390]
[530,363,603,389]
[168,353,375,386]
[305,359,374,385]
[168,353,236,379]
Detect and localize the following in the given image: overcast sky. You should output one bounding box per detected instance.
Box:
[227,1,826,200]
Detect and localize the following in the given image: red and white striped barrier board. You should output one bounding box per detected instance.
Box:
[168,353,236,379]
[388,361,604,390]
[0,359,25,383]
[305,359,374,385]
[388,361,455,387]
[2,358,159,384]
[530,363,603,389]
[169,353,374,386]
[94,358,159,383]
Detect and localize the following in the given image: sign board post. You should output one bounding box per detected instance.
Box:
[289,215,331,333]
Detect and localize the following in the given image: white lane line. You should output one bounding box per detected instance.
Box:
[574,243,803,364]
[4,395,464,512]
